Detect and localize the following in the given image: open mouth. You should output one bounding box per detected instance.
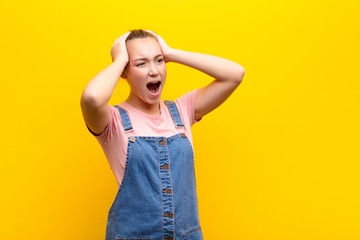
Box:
[146,81,161,94]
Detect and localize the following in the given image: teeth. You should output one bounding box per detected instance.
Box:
[147,81,160,94]
[148,81,160,84]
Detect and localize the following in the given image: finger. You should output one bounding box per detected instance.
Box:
[115,36,122,43]
[123,31,131,37]
[145,30,157,36]
[118,31,130,39]
[119,31,131,41]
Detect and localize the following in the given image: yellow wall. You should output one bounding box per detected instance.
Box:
[1,0,359,239]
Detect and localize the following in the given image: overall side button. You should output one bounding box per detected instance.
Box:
[159,140,167,146]
[129,136,136,142]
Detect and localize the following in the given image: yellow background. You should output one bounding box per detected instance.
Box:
[1,0,359,239]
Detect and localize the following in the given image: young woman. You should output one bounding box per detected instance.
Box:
[80,29,245,240]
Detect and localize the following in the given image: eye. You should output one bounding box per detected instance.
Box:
[157,58,164,63]
[136,62,145,66]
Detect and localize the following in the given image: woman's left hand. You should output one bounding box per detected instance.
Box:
[145,30,173,63]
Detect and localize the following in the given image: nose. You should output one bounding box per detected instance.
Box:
[148,63,159,76]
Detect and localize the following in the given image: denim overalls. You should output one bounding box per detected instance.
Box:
[105,101,203,240]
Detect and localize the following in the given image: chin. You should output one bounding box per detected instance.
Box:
[145,87,163,103]
[145,96,162,105]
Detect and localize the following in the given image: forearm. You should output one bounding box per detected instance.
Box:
[167,49,244,82]
[81,57,127,107]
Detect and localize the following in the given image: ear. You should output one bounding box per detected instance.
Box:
[121,71,127,79]
[121,65,128,79]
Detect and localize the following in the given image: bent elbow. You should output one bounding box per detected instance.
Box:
[234,67,245,84]
[240,68,245,82]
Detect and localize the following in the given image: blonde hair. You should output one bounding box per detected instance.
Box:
[126,29,157,42]
[121,29,159,78]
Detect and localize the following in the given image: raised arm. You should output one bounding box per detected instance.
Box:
[168,49,244,120]
[80,31,130,135]
[146,30,245,121]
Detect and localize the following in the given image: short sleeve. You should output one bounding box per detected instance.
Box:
[85,104,119,144]
[175,88,202,126]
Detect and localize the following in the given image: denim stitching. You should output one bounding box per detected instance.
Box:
[164,101,178,127]
[182,136,195,164]
[183,226,201,239]
[173,101,186,128]
[166,141,176,239]
[116,238,152,240]
[114,105,134,132]
[109,100,197,239]
[122,133,182,142]
[108,139,133,217]
[165,100,185,127]
[167,133,181,142]
[183,136,199,207]
[159,137,175,239]
[158,141,165,239]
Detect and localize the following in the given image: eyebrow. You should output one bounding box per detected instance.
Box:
[133,54,163,62]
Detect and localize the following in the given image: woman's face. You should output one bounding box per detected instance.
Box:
[123,37,167,106]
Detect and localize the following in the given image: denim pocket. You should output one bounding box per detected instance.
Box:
[183,226,203,240]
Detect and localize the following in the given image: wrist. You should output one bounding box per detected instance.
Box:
[165,48,177,63]
[113,56,128,65]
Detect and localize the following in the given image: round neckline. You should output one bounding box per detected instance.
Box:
[121,101,165,119]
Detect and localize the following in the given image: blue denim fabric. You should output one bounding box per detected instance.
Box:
[116,106,133,132]
[106,102,203,240]
[164,101,185,127]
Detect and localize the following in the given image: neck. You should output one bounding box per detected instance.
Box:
[125,94,161,116]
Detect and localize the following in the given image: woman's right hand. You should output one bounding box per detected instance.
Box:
[110,31,131,63]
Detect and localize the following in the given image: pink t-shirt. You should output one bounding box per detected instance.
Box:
[86,89,201,187]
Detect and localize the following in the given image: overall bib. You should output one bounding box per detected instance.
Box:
[105,101,203,240]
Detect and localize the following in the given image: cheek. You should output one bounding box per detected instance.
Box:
[128,70,147,89]
[160,65,167,75]
[130,79,143,90]
[132,67,148,78]
[128,68,146,81]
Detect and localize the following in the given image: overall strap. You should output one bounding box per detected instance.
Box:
[164,100,184,127]
[114,105,134,132]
